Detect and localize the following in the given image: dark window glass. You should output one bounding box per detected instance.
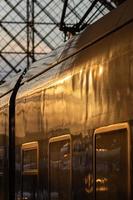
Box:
[72,135,93,200]
[23,149,37,172]
[95,129,128,200]
[49,138,71,200]
[22,175,38,200]
[21,143,38,200]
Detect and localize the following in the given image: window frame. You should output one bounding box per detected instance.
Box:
[21,141,39,175]
[93,122,131,200]
[48,134,72,199]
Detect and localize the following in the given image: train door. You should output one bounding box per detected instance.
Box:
[21,142,39,200]
[49,135,72,200]
[94,123,130,200]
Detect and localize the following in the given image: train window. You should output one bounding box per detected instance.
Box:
[21,142,39,200]
[49,135,71,200]
[94,123,130,200]
[72,134,93,200]
[22,142,39,174]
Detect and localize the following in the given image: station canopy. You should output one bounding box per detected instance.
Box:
[0,0,125,84]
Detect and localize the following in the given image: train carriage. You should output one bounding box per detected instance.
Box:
[0,0,133,200]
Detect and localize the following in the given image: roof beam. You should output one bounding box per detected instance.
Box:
[99,0,115,11]
[60,0,68,31]
[5,0,26,21]
[2,0,23,21]
[0,23,27,53]
[62,0,81,21]
[0,25,26,53]
[0,54,20,73]
[0,55,26,84]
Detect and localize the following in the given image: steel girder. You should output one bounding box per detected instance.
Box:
[0,0,125,84]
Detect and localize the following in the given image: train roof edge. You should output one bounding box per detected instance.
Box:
[0,0,132,100]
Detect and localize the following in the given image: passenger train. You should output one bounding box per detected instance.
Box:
[0,0,133,199]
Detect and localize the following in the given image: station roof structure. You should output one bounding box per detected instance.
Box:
[0,0,125,84]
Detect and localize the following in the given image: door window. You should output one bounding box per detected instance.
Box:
[94,123,130,200]
[21,142,39,200]
[49,135,71,200]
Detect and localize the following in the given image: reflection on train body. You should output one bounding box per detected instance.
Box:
[0,1,132,200]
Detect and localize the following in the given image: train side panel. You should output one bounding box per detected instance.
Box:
[14,18,133,200]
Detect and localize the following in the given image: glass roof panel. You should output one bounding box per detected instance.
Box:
[0,0,126,85]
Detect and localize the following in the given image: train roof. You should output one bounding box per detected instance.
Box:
[0,0,132,100]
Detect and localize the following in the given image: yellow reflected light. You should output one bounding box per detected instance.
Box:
[98,65,104,77]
